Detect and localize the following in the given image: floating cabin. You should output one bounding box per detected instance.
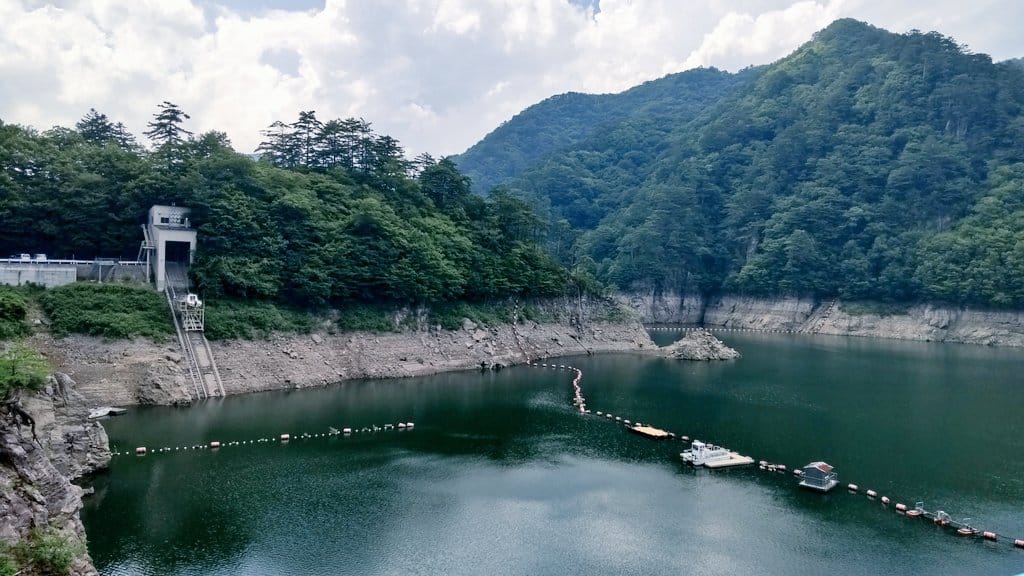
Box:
[799,461,839,492]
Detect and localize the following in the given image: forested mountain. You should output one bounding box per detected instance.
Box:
[454,67,752,194]
[0,109,568,307]
[457,19,1024,307]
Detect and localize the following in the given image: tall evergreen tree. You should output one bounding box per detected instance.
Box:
[144,101,193,147]
[75,108,116,144]
[291,110,322,167]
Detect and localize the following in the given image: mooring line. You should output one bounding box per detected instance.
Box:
[526,355,1024,552]
[112,421,415,457]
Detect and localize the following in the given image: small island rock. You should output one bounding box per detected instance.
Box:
[659,329,740,361]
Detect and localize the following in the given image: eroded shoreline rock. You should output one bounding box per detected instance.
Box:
[658,329,740,361]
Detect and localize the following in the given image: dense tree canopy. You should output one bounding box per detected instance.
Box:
[0,106,568,308]
[457,19,1024,308]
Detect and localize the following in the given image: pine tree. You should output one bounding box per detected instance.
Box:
[144,101,193,147]
[75,108,116,144]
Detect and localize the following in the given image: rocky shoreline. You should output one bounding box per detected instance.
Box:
[30,293,1024,410]
[619,292,1024,347]
[43,308,657,407]
[1,374,110,576]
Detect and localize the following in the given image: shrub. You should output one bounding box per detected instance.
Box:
[428,302,512,330]
[336,303,395,333]
[11,528,84,576]
[0,287,31,340]
[0,343,49,397]
[204,299,315,340]
[38,283,173,340]
[0,546,17,576]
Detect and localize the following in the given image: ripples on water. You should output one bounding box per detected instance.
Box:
[83,334,1024,576]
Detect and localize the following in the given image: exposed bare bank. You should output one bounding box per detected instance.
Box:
[619,292,1024,347]
[44,299,655,407]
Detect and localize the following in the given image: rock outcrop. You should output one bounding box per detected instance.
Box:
[36,336,190,407]
[658,329,740,360]
[1,374,107,575]
[26,374,112,479]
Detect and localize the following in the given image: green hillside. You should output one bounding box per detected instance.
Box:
[454,66,752,195]
[0,110,568,309]
[459,19,1024,307]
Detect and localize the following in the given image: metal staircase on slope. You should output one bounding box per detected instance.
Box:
[164,263,225,400]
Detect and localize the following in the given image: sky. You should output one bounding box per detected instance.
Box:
[2,0,1022,157]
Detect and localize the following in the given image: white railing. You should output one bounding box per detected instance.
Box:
[0,258,147,266]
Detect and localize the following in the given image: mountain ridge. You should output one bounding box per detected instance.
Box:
[454,18,1024,308]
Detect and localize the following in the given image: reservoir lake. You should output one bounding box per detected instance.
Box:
[82,333,1024,575]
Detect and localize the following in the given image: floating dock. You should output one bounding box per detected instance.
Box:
[629,425,671,439]
[703,452,755,468]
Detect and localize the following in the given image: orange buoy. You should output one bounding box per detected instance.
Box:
[895,503,908,512]
[866,490,877,498]
[847,484,858,492]
[881,496,891,505]
[983,531,997,541]
[1014,539,1024,548]
[135,447,147,455]
[280,434,290,442]
[210,441,221,449]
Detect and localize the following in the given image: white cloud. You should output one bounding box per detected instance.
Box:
[0,0,1022,156]
[681,1,844,71]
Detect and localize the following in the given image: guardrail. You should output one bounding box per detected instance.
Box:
[0,259,147,266]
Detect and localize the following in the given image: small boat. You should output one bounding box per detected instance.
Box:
[680,441,754,468]
[88,406,128,419]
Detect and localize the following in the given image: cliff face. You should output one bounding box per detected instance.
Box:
[1,374,108,576]
[619,291,1024,346]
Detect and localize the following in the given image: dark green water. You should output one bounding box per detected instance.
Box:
[82,334,1024,576]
